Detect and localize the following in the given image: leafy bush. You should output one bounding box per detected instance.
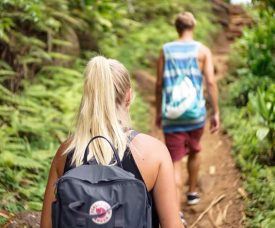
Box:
[222,7,275,227]
[229,10,275,78]
[0,61,83,212]
[0,0,86,89]
[100,0,219,71]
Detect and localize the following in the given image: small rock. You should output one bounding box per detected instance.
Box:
[209,166,216,175]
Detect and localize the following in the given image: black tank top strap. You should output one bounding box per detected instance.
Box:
[122,130,144,181]
[127,130,139,143]
[63,150,75,174]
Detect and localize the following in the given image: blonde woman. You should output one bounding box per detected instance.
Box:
[41,56,184,228]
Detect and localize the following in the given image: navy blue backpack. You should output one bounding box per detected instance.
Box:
[52,136,152,228]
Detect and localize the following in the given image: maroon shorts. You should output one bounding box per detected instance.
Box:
[164,128,204,162]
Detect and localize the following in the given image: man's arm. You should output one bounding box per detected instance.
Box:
[155,50,164,128]
[202,46,220,133]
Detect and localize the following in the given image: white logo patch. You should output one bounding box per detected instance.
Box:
[89,201,112,224]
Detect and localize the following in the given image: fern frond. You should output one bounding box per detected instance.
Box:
[0,152,42,169]
[0,84,13,97]
[18,56,42,65]
[40,66,82,77]
[52,39,72,47]
[29,48,52,61]
[48,52,72,61]
[13,31,46,48]
[50,10,85,29]
[0,60,12,70]
[0,70,17,82]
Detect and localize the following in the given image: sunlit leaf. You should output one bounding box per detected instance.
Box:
[256,127,269,140]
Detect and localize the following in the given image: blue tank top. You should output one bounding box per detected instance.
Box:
[162,40,206,132]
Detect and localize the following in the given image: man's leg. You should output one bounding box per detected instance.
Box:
[164,132,187,207]
[186,127,204,204]
[173,160,183,209]
[187,152,200,193]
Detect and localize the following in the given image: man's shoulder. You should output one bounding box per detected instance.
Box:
[195,41,209,50]
[198,44,212,58]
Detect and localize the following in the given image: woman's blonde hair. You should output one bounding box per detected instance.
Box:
[65,56,131,166]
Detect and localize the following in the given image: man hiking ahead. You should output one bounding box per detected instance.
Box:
[156,12,220,206]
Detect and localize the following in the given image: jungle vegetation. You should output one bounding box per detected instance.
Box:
[0,0,217,224]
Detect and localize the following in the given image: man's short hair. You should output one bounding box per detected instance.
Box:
[175,12,196,34]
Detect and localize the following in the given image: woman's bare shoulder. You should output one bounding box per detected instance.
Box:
[131,133,170,160]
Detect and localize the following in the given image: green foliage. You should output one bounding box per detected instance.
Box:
[0,0,85,95]
[0,62,83,213]
[222,8,275,227]
[244,12,274,77]
[100,0,218,71]
[0,0,217,221]
[101,18,176,70]
[252,0,275,10]
[248,86,275,151]
[130,94,150,133]
[229,11,275,78]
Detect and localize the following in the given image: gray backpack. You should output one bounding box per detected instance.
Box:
[52,136,152,228]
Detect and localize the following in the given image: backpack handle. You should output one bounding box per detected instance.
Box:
[83,136,123,168]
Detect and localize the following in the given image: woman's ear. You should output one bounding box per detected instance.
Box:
[125,88,132,108]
